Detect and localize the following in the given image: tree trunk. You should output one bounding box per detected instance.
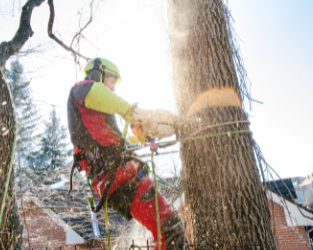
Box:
[0,69,23,250]
[167,0,276,249]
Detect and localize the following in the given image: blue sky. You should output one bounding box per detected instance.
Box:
[0,0,312,179]
[228,0,313,179]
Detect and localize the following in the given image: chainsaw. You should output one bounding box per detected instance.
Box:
[129,108,177,143]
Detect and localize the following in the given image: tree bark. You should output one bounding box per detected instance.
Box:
[0,70,23,250]
[0,0,46,68]
[0,1,45,249]
[167,0,276,249]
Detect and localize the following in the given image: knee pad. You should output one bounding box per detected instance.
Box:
[140,186,155,202]
[107,181,138,221]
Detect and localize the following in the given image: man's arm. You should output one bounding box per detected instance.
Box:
[84,82,133,122]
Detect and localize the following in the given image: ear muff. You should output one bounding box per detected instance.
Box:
[92,58,102,69]
[87,69,102,82]
[92,58,106,82]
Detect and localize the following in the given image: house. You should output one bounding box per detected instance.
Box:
[173,179,313,250]
[299,175,313,191]
[291,176,306,204]
[266,179,298,202]
[18,192,84,250]
[292,175,313,206]
[19,174,313,250]
[17,177,182,249]
[17,188,130,250]
[267,191,313,250]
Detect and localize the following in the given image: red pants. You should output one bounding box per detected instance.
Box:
[75,147,186,250]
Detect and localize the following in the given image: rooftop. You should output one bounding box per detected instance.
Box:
[266,178,297,202]
[23,176,180,242]
[299,174,313,189]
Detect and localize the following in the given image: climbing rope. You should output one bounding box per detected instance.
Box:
[0,101,17,227]
[188,120,250,137]
[150,149,162,250]
[104,197,111,250]
[159,129,252,145]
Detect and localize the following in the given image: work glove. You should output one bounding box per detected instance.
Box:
[128,135,146,144]
[129,123,147,144]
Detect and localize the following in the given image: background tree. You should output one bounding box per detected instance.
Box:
[167,0,275,249]
[32,107,71,185]
[4,59,40,181]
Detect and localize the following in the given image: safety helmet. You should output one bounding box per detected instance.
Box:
[83,57,121,84]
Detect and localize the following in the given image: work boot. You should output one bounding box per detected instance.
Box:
[161,212,190,250]
[129,177,187,250]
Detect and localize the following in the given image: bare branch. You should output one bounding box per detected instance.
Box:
[0,0,46,67]
[70,0,94,48]
[15,43,50,57]
[47,0,90,62]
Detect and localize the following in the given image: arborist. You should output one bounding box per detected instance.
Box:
[67,57,187,250]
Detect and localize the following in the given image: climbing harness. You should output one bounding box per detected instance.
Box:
[91,143,125,213]
[68,142,124,208]
[68,140,150,214]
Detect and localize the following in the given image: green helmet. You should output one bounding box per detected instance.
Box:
[83,57,121,84]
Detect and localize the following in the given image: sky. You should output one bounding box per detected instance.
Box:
[227,0,313,179]
[0,0,312,179]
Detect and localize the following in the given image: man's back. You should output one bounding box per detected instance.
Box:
[67,79,121,149]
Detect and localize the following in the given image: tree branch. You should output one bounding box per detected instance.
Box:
[0,0,46,68]
[47,0,90,62]
[70,0,94,48]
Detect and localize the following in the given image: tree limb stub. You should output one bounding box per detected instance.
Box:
[186,86,242,116]
[47,0,90,62]
[0,0,45,68]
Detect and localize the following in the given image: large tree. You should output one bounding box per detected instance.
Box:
[0,71,23,250]
[167,0,275,249]
[0,0,46,246]
[0,0,92,248]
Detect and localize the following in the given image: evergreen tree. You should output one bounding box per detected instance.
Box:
[5,59,40,179]
[37,107,71,184]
